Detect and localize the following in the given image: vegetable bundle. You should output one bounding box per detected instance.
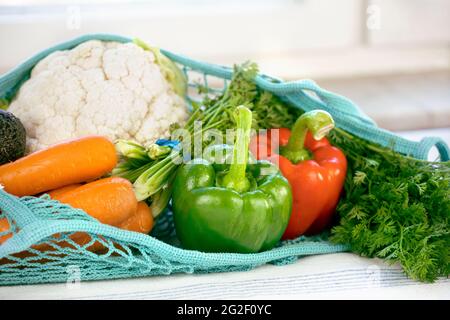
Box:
[1,37,448,284]
[115,62,449,282]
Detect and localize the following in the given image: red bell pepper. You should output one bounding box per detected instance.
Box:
[250,110,347,239]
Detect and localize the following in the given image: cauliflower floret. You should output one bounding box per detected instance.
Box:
[9,40,189,152]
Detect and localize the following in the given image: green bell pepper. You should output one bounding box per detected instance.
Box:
[172,106,292,253]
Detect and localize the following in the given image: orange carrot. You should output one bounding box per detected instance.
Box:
[47,184,83,198]
[52,177,137,226]
[0,135,117,196]
[0,180,153,255]
[59,201,154,253]
[0,218,12,244]
[120,201,154,234]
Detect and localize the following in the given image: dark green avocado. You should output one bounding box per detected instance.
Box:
[0,109,26,165]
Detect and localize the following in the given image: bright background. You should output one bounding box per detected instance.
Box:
[1,0,449,131]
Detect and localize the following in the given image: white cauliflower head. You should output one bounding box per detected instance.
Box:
[9,40,189,152]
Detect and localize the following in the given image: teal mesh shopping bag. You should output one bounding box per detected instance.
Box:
[0,34,448,286]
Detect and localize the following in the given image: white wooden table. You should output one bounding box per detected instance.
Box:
[1,252,449,300]
[1,128,449,300]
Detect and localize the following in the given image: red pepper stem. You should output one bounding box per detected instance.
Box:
[222,106,252,193]
[281,110,335,164]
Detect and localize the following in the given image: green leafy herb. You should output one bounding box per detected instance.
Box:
[329,128,450,282]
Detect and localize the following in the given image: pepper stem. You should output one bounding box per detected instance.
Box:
[222,106,252,193]
[281,110,335,163]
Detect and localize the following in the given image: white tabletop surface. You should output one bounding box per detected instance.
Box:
[0,128,449,300]
[1,252,449,300]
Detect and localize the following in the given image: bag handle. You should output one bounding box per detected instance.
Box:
[254,75,450,161]
[162,48,449,161]
[416,136,450,161]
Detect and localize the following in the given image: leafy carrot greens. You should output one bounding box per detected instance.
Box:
[328,128,449,282]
